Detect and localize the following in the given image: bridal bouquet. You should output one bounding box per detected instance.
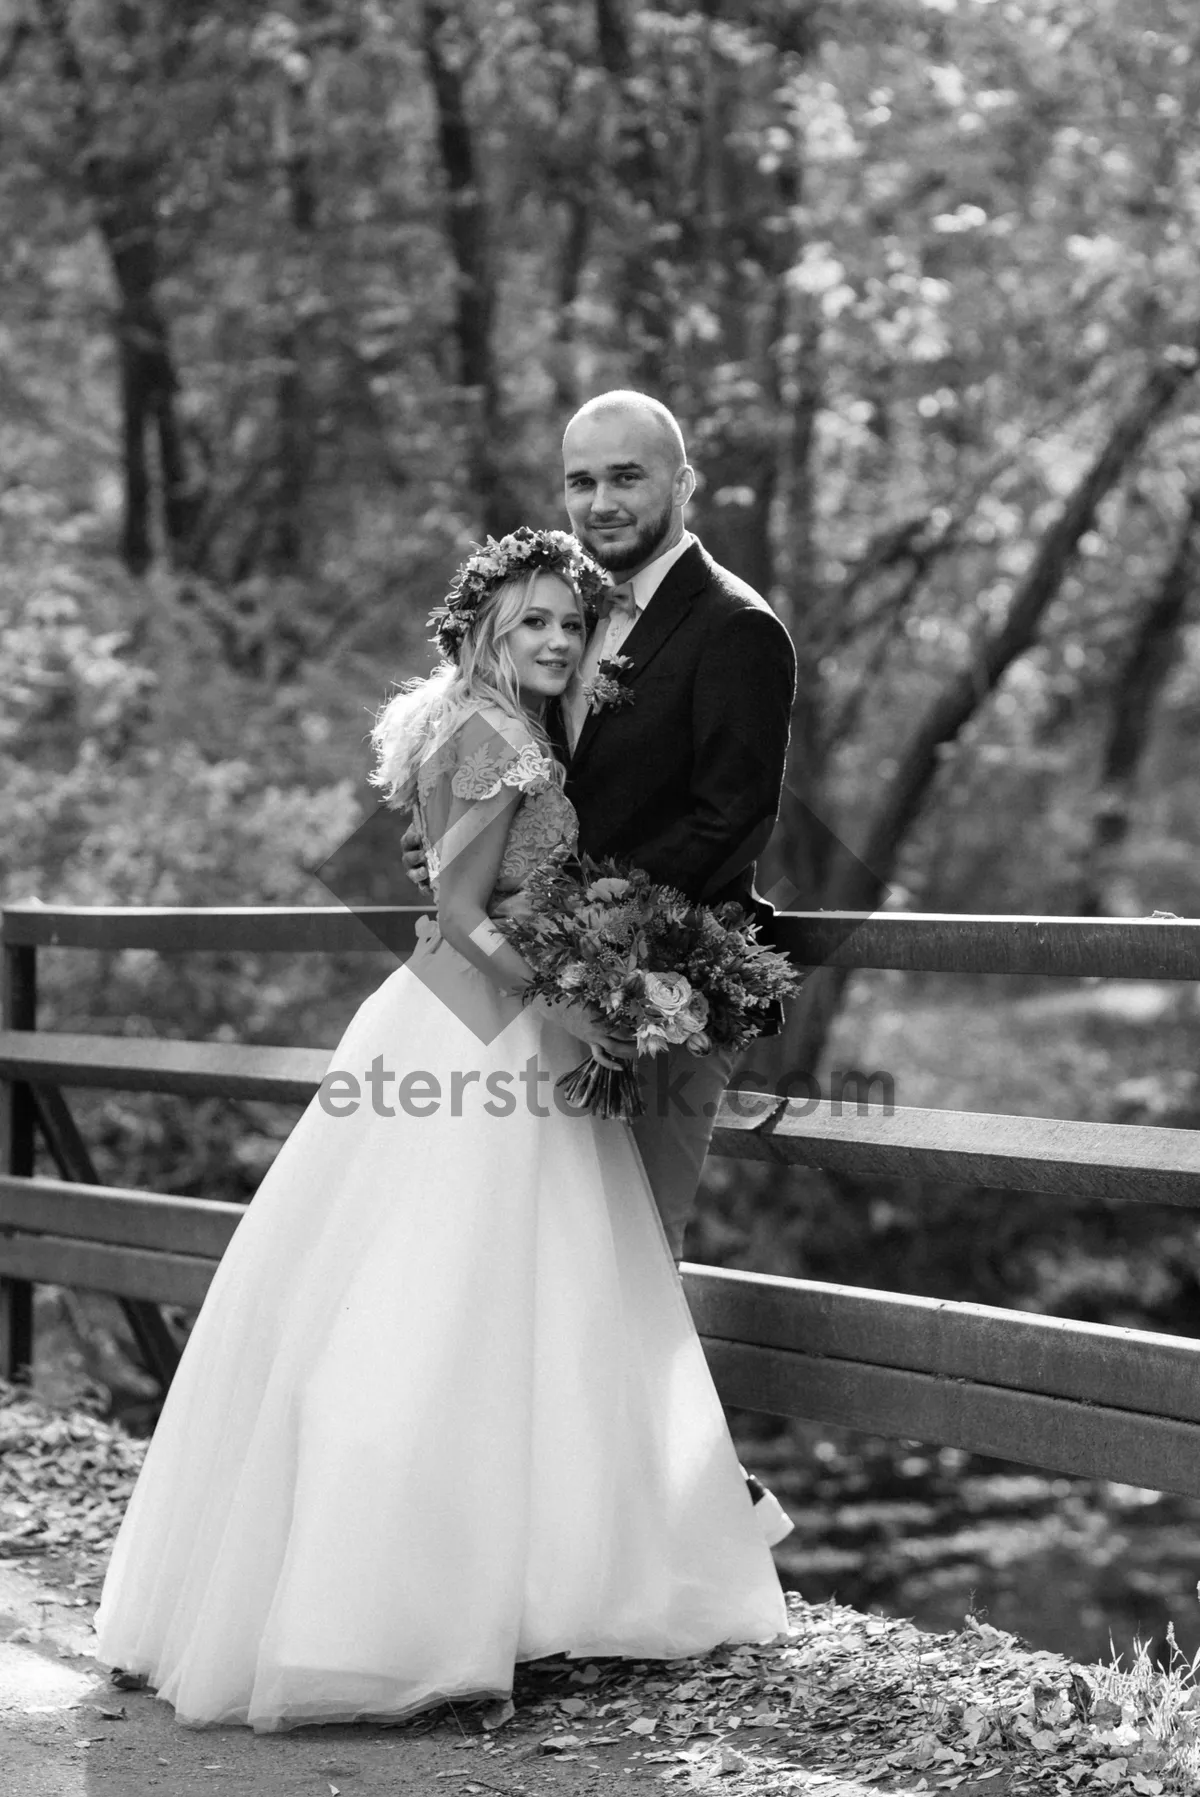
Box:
[495,854,804,1120]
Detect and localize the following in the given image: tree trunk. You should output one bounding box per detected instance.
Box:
[107,214,203,573]
[721,25,839,1085]
[1076,488,1200,914]
[549,195,592,414]
[594,0,632,76]
[116,306,154,576]
[751,308,849,1086]
[420,0,508,535]
[36,0,201,573]
[265,45,320,576]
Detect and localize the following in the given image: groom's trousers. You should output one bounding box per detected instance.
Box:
[630,1040,740,1261]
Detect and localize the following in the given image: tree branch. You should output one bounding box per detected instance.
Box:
[827,340,1200,911]
[1075,486,1200,913]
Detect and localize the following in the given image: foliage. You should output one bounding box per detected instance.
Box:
[0,1376,146,1582]
[7,0,1200,919]
[522,1599,1200,1790]
[4,0,1200,1456]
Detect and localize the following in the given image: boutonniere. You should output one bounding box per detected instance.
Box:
[583,654,635,717]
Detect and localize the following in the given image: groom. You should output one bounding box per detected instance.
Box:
[407,389,797,1255]
[555,391,796,1250]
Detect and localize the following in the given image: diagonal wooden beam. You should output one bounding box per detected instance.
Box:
[31,1085,181,1389]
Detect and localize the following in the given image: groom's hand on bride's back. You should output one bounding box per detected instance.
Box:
[400,818,429,888]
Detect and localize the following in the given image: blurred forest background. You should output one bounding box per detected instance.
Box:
[5,0,1200,1663]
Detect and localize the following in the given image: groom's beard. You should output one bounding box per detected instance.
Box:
[578,498,675,574]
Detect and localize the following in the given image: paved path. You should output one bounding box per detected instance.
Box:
[0,1559,910,1797]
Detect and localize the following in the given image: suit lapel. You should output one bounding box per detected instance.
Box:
[570,542,708,768]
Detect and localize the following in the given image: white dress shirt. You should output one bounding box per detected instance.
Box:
[564,532,695,749]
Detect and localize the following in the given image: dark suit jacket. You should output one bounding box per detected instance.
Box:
[553,539,796,936]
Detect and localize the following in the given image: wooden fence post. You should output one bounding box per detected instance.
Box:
[1,936,36,1380]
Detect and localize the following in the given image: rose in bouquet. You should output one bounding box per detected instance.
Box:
[494,854,805,1120]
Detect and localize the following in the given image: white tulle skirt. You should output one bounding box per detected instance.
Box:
[93,924,786,1731]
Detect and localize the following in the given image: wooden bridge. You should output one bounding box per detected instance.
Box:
[3,902,1200,1496]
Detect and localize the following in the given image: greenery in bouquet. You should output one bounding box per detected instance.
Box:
[494,854,804,1119]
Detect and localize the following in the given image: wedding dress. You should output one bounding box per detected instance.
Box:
[93,702,786,1732]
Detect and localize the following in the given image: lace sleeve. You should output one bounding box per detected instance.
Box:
[419,706,553,892]
[450,737,554,801]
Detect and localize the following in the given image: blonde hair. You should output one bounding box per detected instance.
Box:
[369,568,581,808]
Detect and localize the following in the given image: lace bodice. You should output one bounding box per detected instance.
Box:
[415,704,578,909]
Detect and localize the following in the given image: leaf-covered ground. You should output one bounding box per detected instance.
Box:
[0,1378,146,1577]
[505,1610,1192,1794]
[3,1378,1198,1794]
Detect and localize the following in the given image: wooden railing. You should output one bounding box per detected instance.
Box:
[3,902,1200,1495]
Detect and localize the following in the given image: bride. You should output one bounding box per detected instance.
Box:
[92,526,787,1733]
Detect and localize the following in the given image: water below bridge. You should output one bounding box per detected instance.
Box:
[736,1416,1200,1672]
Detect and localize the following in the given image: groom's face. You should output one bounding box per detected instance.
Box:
[562,413,684,575]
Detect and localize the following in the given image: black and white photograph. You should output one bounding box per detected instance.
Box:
[3,2,1200,1793]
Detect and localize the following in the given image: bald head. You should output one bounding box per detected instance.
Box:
[561,391,695,576]
[563,390,688,477]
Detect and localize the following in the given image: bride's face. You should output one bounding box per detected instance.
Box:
[506,573,585,711]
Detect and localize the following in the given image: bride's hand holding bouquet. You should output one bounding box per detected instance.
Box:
[486,887,636,1070]
[495,854,804,1120]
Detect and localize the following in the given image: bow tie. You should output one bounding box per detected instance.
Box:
[599,582,637,619]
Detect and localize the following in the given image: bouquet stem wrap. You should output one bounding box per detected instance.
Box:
[557,1053,644,1121]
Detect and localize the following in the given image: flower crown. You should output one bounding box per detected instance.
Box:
[428,525,611,659]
